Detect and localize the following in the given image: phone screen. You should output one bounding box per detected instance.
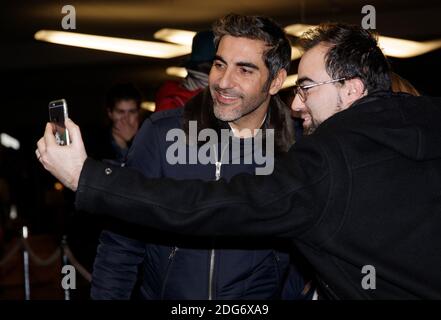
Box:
[48,99,70,145]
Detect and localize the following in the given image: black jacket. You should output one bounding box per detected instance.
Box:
[76,92,441,299]
[91,90,308,300]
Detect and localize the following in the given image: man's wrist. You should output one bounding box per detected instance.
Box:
[69,155,87,191]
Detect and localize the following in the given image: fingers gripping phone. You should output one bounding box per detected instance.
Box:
[48,99,70,145]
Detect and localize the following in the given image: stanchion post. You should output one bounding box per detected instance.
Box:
[22,226,30,300]
[60,235,70,300]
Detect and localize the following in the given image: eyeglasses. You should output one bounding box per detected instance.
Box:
[293,77,347,102]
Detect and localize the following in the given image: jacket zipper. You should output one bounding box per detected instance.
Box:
[215,162,222,181]
[213,143,229,181]
[160,246,178,299]
[208,144,229,299]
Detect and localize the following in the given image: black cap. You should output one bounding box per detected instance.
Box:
[183,30,215,69]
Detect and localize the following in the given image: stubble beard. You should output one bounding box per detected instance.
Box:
[211,86,269,123]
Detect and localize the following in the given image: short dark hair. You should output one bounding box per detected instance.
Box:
[212,14,291,84]
[298,23,391,92]
[106,83,142,111]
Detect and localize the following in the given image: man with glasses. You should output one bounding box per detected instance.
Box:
[37,23,441,299]
[292,77,348,135]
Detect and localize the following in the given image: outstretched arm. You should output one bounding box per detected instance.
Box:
[37,119,329,240]
[75,148,329,239]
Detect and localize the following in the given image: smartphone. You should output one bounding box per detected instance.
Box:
[48,99,70,146]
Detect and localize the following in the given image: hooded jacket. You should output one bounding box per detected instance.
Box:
[77,91,441,299]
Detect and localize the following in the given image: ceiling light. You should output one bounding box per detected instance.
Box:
[285,24,441,59]
[284,24,315,37]
[378,37,441,58]
[35,30,190,59]
[154,28,196,47]
[284,24,314,60]
[141,101,156,112]
[282,74,298,89]
[291,47,303,60]
[154,27,305,60]
[166,67,188,78]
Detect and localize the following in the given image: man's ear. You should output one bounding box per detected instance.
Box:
[340,78,366,108]
[269,69,287,95]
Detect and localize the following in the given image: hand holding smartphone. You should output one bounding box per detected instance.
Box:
[48,99,70,145]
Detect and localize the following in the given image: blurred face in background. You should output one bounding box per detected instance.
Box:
[108,99,140,129]
[108,99,140,146]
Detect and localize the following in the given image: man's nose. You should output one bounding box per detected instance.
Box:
[291,94,306,116]
[218,68,235,89]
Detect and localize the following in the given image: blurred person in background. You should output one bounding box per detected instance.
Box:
[65,83,143,296]
[90,83,142,164]
[155,31,215,112]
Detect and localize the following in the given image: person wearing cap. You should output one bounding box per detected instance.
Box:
[87,14,311,300]
[154,30,215,113]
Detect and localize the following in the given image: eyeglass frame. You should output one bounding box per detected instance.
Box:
[293,77,347,102]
